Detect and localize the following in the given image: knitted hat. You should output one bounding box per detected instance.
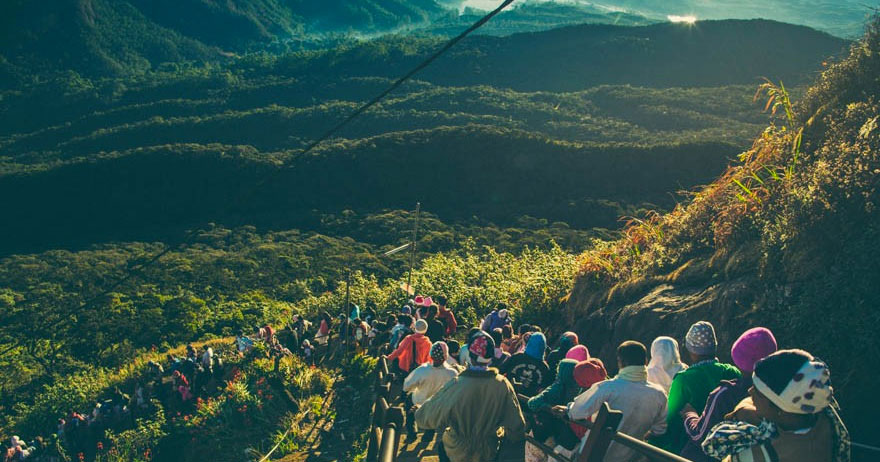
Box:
[565,345,590,362]
[431,341,449,362]
[685,321,717,355]
[468,331,495,365]
[574,358,607,389]
[731,327,778,373]
[414,319,428,334]
[401,305,412,315]
[753,349,832,415]
[498,309,509,319]
[562,331,579,346]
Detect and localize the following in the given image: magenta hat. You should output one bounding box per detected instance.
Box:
[731,327,778,372]
[565,345,590,362]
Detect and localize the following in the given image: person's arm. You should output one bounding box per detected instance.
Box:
[498,354,517,375]
[447,311,458,335]
[665,375,689,425]
[415,379,456,430]
[403,366,423,393]
[527,375,562,411]
[567,383,606,421]
[649,394,668,438]
[387,337,408,362]
[683,387,726,441]
[501,380,527,442]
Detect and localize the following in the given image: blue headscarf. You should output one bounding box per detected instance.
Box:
[525,332,547,360]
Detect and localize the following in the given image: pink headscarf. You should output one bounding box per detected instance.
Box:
[565,345,590,362]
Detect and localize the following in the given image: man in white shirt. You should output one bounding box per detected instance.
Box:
[404,341,460,442]
[561,341,668,462]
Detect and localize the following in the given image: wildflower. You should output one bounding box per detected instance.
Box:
[97,441,104,450]
[78,453,85,462]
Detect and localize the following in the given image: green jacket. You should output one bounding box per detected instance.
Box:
[661,359,741,452]
[416,368,526,462]
[527,359,580,411]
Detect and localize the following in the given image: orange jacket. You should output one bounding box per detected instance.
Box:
[387,333,432,372]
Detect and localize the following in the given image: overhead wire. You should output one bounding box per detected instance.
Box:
[2,0,518,357]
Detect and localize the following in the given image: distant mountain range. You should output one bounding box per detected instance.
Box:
[462,0,875,38]
[3,0,864,84]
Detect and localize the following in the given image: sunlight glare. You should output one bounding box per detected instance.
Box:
[668,15,698,25]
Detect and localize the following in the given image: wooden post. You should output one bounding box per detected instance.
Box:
[578,402,623,462]
[406,202,421,296]
[368,397,390,462]
[344,270,352,351]
[387,406,406,461]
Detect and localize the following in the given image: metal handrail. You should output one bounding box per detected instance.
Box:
[519,394,692,462]
[369,356,407,462]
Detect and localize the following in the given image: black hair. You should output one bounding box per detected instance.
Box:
[447,340,461,355]
[397,314,413,326]
[617,341,648,367]
[490,328,503,345]
[436,295,448,305]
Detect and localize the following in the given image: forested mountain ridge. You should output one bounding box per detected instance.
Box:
[0,19,846,255]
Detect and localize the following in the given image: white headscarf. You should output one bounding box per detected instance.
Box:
[201,347,214,368]
[647,336,687,392]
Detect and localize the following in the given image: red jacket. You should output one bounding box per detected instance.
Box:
[387,333,432,372]
[437,306,458,336]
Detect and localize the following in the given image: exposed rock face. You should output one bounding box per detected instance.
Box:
[570,279,757,366]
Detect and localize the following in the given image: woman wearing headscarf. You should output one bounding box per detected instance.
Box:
[416,331,526,462]
[680,327,778,462]
[404,342,460,442]
[527,346,606,452]
[490,328,511,368]
[546,332,579,380]
[647,336,688,393]
[702,349,850,462]
[499,332,551,397]
[658,321,741,453]
[459,327,482,367]
[315,312,332,346]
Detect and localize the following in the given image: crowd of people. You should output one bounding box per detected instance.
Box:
[3,334,259,462]
[4,295,852,462]
[363,296,850,462]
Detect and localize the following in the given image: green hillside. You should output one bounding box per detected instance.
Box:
[563,18,880,447]
[0,20,845,255]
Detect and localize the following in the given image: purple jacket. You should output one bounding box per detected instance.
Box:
[480,310,511,332]
[680,377,752,462]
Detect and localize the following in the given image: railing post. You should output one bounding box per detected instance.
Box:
[387,406,406,462]
[578,402,623,462]
[368,397,390,462]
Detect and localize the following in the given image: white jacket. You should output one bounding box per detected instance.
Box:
[568,371,668,462]
[403,362,459,406]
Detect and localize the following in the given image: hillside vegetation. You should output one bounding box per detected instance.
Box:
[563,18,880,447]
[0,20,846,254]
[0,0,659,84]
